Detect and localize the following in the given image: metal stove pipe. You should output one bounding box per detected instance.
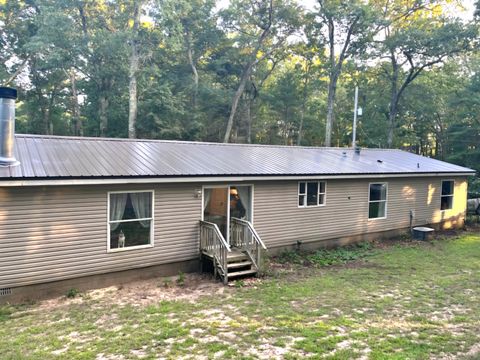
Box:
[0,87,19,167]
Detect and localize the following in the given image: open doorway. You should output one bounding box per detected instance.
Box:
[203,185,253,244]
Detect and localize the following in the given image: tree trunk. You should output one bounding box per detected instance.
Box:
[325,72,338,147]
[99,94,109,137]
[387,54,399,148]
[223,5,272,143]
[42,107,49,135]
[297,109,304,146]
[321,10,359,146]
[246,94,252,144]
[223,62,255,143]
[186,32,199,112]
[284,105,289,145]
[68,70,82,136]
[297,68,309,146]
[43,107,53,135]
[387,100,397,148]
[297,89,308,146]
[128,59,138,138]
[128,0,142,139]
[44,89,57,135]
[434,114,445,160]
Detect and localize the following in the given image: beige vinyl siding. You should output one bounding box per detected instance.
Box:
[0,184,202,288]
[253,177,468,248]
[0,176,468,289]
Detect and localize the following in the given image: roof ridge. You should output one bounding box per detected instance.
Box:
[15,133,401,151]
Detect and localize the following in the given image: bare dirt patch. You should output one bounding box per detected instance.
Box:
[466,343,480,357]
[245,336,306,359]
[33,273,226,312]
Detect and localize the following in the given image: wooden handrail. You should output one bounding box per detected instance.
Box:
[199,220,231,251]
[231,217,267,249]
[230,217,266,270]
[199,220,231,284]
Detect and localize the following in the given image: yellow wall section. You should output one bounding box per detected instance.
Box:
[431,179,468,229]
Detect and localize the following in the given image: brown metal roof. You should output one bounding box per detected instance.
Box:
[0,134,475,180]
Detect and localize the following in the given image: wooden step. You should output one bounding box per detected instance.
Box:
[227,249,245,256]
[227,253,248,262]
[227,260,252,269]
[202,250,247,262]
[228,268,257,278]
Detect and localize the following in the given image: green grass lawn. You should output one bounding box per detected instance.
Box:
[1,232,480,359]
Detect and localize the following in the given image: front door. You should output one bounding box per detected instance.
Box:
[203,185,252,244]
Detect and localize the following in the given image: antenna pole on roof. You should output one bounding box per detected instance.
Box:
[352,86,359,148]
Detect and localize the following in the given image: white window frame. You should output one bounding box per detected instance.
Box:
[107,190,155,253]
[440,179,454,211]
[368,182,388,220]
[298,181,327,208]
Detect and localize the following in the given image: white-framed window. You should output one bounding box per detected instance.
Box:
[298,181,326,207]
[108,190,154,252]
[440,180,454,210]
[368,183,387,219]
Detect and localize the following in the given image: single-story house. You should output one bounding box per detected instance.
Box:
[0,87,476,302]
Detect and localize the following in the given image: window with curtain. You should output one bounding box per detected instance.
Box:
[369,183,387,219]
[108,191,153,250]
[441,180,454,210]
[298,181,326,207]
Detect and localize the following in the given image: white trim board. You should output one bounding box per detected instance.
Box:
[0,172,474,187]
